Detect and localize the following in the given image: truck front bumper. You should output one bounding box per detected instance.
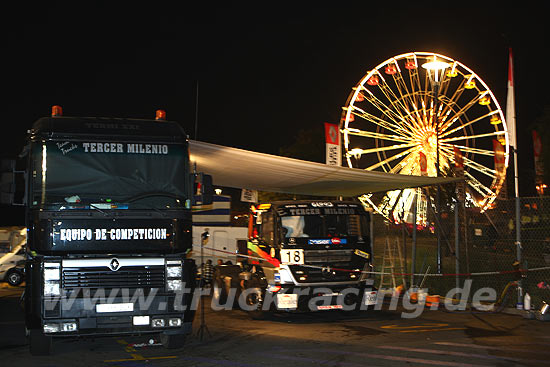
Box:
[271,284,377,312]
[42,316,192,337]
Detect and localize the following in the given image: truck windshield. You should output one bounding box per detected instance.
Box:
[31,141,190,209]
[281,214,368,239]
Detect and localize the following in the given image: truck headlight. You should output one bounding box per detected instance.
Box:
[166,260,183,291]
[44,268,60,281]
[167,279,183,291]
[61,322,78,332]
[152,318,165,328]
[44,262,61,296]
[168,317,182,327]
[43,323,60,333]
[166,265,182,278]
[44,282,60,296]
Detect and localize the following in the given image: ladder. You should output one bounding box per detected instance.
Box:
[379,235,406,290]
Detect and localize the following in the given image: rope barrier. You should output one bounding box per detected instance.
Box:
[192,244,550,278]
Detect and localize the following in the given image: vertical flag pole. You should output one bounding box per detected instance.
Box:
[507,48,523,308]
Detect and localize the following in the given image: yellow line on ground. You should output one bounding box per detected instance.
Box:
[381,323,449,330]
[398,327,466,333]
[106,338,178,363]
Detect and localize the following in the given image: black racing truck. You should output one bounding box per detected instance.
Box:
[0,106,213,355]
[213,200,377,318]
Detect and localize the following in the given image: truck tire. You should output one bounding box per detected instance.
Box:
[6,268,23,286]
[160,333,186,349]
[243,287,268,320]
[29,329,52,356]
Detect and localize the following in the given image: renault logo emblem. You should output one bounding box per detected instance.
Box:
[109,258,120,271]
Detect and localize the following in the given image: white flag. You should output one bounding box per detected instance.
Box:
[506,48,517,148]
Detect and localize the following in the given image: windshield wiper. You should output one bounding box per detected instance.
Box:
[123,191,185,203]
[89,203,115,217]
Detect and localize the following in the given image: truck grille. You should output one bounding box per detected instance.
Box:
[291,249,357,283]
[304,249,353,264]
[62,266,165,289]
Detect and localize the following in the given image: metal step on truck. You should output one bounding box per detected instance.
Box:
[212,200,377,318]
[0,106,213,355]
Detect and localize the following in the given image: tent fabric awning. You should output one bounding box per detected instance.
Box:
[188,140,461,197]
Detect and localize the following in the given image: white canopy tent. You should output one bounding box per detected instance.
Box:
[188,140,461,197]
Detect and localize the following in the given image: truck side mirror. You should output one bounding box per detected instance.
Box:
[193,173,214,206]
[0,159,25,206]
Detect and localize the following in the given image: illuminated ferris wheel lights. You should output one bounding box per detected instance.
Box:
[446,69,458,78]
[344,52,508,220]
[405,59,417,70]
[367,75,379,86]
[490,116,502,125]
[464,74,477,89]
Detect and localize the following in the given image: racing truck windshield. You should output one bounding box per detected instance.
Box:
[280,214,368,239]
[31,141,190,210]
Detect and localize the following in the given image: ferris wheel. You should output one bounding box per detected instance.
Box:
[341,52,509,224]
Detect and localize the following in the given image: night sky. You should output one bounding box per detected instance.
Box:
[1,3,549,223]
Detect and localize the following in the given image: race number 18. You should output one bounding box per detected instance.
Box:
[280,249,304,265]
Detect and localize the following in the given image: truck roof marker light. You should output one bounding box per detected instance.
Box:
[51,105,63,117]
[155,109,166,121]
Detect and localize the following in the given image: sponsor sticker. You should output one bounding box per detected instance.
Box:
[354,249,370,259]
[308,238,348,245]
[317,304,343,310]
[276,293,298,309]
[364,291,377,306]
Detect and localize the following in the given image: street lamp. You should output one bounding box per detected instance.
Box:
[422,57,449,274]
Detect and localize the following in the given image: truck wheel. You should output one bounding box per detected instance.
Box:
[160,333,186,349]
[29,329,52,356]
[244,288,267,320]
[6,268,23,286]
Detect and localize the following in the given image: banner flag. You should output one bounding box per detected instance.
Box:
[324,122,341,166]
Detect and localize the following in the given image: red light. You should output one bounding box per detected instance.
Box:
[367,75,379,86]
[405,60,417,70]
[385,64,397,75]
[155,109,166,120]
[51,105,63,117]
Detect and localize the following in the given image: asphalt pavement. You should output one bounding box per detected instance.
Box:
[1,283,549,367]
